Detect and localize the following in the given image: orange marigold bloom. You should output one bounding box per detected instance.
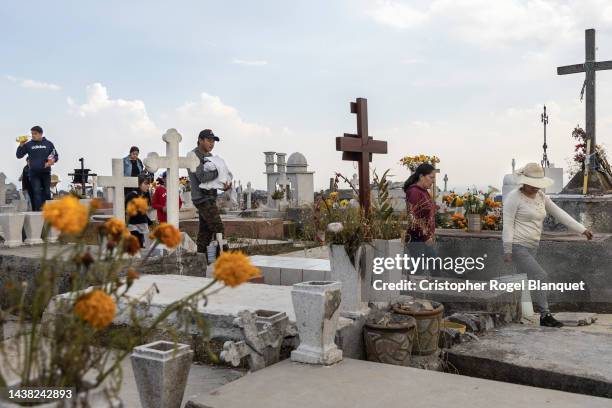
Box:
[90,198,103,211]
[127,268,140,282]
[74,290,116,330]
[149,223,182,248]
[123,234,141,255]
[213,251,261,287]
[103,217,128,241]
[127,196,148,217]
[42,196,89,234]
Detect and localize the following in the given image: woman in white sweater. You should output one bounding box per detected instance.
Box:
[503,163,593,327]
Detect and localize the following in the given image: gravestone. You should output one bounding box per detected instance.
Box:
[23,212,44,245]
[336,98,388,215]
[144,128,200,227]
[246,182,254,210]
[557,28,612,194]
[0,173,8,205]
[97,158,139,221]
[502,158,519,201]
[0,213,25,247]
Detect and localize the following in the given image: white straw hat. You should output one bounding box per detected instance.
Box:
[514,163,554,188]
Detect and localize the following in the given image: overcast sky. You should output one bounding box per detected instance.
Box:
[3,0,612,192]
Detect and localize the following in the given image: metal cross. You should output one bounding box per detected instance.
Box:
[541,105,550,168]
[557,28,612,151]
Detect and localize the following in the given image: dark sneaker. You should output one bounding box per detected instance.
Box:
[540,313,564,328]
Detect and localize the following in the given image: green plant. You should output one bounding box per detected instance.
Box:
[271,190,284,200]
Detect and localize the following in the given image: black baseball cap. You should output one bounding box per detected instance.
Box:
[198,129,219,141]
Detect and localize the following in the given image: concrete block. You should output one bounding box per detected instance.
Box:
[303,269,325,282]
[280,268,303,286]
[23,212,44,245]
[0,213,25,247]
[263,267,281,285]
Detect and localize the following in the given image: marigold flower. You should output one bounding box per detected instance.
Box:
[16,135,29,144]
[329,192,339,201]
[455,198,464,207]
[213,252,261,287]
[90,198,103,211]
[127,268,140,282]
[103,217,128,241]
[74,290,116,330]
[42,196,89,234]
[127,196,148,217]
[123,234,141,255]
[149,223,182,248]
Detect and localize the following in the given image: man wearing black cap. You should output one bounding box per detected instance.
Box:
[188,129,231,253]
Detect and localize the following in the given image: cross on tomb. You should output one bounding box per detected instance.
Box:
[336,98,388,215]
[557,28,612,153]
[98,159,139,221]
[144,128,200,227]
[246,182,254,209]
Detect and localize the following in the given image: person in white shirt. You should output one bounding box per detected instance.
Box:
[503,163,593,328]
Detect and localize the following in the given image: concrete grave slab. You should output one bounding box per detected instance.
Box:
[446,324,612,398]
[193,358,612,408]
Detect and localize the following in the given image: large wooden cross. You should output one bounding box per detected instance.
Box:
[336,98,387,215]
[557,28,612,149]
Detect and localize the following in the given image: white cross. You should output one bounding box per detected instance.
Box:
[144,128,199,227]
[98,159,139,221]
[246,182,254,209]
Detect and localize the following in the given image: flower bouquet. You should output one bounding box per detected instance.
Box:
[0,196,260,406]
[399,154,440,172]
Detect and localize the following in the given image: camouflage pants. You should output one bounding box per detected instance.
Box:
[196,201,224,253]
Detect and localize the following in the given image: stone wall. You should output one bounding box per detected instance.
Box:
[547,195,612,233]
[434,229,612,312]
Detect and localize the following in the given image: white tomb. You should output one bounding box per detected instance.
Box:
[544,165,564,194]
[23,212,45,245]
[0,213,26,247]
[264,152,314,207]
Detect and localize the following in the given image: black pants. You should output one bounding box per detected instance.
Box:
[130,231,145,248]
[29,171,51,211]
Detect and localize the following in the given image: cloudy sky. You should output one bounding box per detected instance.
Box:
[3,0,612,192]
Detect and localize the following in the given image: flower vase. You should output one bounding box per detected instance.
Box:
[329,244,369,318]
[290,281,343,365]
[467,213,482,232]
[131,341,193,408]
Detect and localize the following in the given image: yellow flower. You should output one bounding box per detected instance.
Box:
[149,223,182,248]
[340,199,349,207]
[16,135,29,144]
[103,217,128,241]
[127,196,148,217]
[329,192,339,201]
[213,251,261,287]
[74,290,116,330]
[455,197,464,207]
[42,196,89,234]
[325,198,333,207]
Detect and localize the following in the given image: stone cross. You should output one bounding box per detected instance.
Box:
[336,98,388,216]
[443,174,448,192]
[350,173,359,190]
[246,182,254,209]
[0,173,8,205]
[98,159,139,221]
[512,158,516,174]
[144,128,200,227]
[557,28,612,151]
[220,309,288,372]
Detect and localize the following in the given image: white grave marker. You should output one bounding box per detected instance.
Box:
[97,159,139,221]
[144,128,199,227]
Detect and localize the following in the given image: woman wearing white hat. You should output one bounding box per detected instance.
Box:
[503,163,593,327]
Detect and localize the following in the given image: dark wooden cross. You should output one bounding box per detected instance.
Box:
[557,28,612,149]
[336,98,387,215]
